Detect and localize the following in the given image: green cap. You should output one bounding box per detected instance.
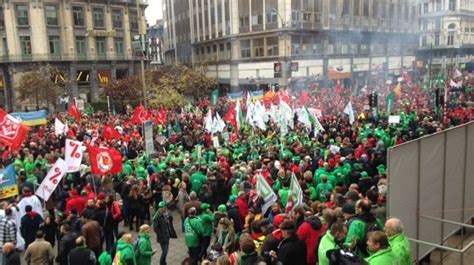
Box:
[229,195,237,204]
[360,171,369,178]
[158,201,167,208]
[217,204,227,212]
[200,203,210,210]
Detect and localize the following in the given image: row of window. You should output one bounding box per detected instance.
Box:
[17,36,124,58]
[420,34,456,47]
[5,4,138,31]
[419,0,457,14]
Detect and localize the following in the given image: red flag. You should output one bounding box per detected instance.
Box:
[86,145,123,175]
[153,107,167,125]
[0,109,30,151]
[224,104,237,130]
[279,90,291,104]
[130,105,150,124]
[335,80,343,96]
[102,125,121,141]
[67,102,81,121]
[300,90,310,105]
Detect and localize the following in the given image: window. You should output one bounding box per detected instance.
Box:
[423,3,428,13]
[76,36,86,56]
[93,8,104,28]
[354,0,360,16]
[436,0,441,11]
[449,0,456,11]
[115,38,124,55]
[20,36,31,55]
[266,12,278,24]
[434,33,440,46]
[112,9,123,28]
[0,6,4,27]
[448,23,456,30]
[240,40,250,58]
[16,5,29,26]
[372,1,378,17]
[342,0,350,16]
[253,38,264,57]
[49,36,60,54]
[266,37,278,56]
[447,34,454,45]
[73,6,84,26]
[130,11,139,31]
[96,37,106,56]
[421,36,427,47]
[45,5,58,26]
[363,0,369,16]
[292,36,300,55]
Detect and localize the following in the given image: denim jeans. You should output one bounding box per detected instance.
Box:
[159,241,169,265]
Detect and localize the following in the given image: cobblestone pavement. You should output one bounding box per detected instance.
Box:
[123,208,188,265]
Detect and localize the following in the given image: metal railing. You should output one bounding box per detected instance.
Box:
[408,215,474,265]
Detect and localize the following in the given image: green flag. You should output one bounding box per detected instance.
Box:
[211,89,219,105]
[386,92,395,114]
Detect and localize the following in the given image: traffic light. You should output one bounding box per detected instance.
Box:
[368,93,377,108]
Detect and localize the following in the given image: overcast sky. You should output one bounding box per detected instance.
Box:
[145,0,162,25]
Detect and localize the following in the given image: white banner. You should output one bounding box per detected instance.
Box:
[36,158,68,201]
[65,139,84,172]
[256,174,278,215]
[54,118,66,136]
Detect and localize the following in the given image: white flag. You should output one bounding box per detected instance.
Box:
[252,101,267,131]
[286,173,303,212]
[298,108,312,130]
[204,110,213,133]
[344,101,355,124]
[256,174,277,214]
[280,101,294,130]
[36,158,68,201]
[55,118,66,136]
[65,139,84,172]
[212,112,226,133]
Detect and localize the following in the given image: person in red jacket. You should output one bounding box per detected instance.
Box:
[65,189,86,215]
[236,191,249,224]
[297,215,326,265]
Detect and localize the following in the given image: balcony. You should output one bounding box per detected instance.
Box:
[0,53,134,63]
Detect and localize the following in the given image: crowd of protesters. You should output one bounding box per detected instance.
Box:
[0,70,472,265]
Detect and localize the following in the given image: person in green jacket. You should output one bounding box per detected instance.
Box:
[318,221,347,265]
[344,199,384,258]
[98,251,112,265]
[190,167,207,195]
[199,203,214,259]
[385,218,412,265]
[136,224,156,265]
[365,231,401,265]
[184,207,204,265]
[315,176,334,202]
[115,233,136,265]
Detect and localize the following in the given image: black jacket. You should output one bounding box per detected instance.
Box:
[57,231,78,265]
[4,251,21,265]
[153,211,177,243]
[68,246,96,265]
[276,235,307,265]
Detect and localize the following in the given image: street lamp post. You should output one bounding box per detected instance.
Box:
[136,0,147,108]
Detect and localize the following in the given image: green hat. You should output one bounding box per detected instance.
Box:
[217,204,227,212]
[377,164,386,175]
[158,201,167,208]
[360,171,369,178]
[200,203,210,210]
[229,195,237,204]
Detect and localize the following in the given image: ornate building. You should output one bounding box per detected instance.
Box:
[0,0,147,110]
[163,0,419,92]
[417,0,474,70]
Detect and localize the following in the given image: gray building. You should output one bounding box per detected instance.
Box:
[0,0,148,111]
[163,0,419,92]
[147,19,164,68]
[417,0,474,70]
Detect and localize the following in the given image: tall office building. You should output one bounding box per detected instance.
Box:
[163,0,419,92]
[417,0,474,69]
[0,0,147,110]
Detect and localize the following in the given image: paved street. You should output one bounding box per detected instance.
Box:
[123,209,188,264]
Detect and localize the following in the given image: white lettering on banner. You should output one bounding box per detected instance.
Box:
[36,158,68,201]
[65,139,84,173]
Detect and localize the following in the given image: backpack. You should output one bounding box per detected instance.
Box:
[112,251,122,265]
[134,237,141,257]
[355,219,382,257]
[326,248,368,265]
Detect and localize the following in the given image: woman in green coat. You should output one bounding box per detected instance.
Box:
[136,225,156,265]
